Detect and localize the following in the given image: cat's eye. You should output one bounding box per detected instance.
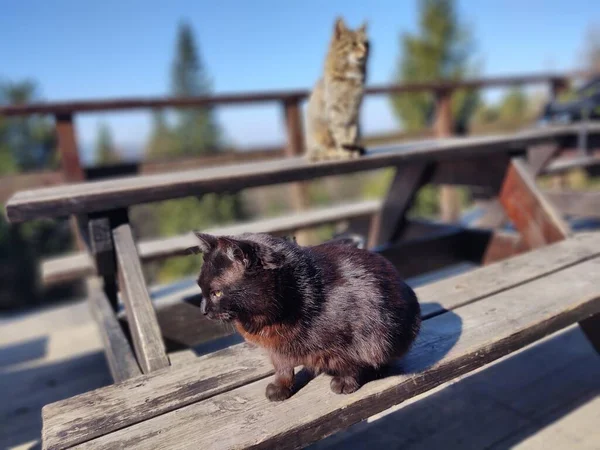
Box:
[211,290,223,299]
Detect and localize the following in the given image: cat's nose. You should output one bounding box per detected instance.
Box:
[200,299,208,315]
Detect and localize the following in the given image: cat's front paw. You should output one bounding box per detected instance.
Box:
[266,382,292,401]
[330,376,360,394]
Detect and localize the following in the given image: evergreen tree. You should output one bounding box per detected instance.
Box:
[0,80,74,309]
[391,0,479,133]
[94,123,121,164]
[170,22,221,155]
[142,22,245,282]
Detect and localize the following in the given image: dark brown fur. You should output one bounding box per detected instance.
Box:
[190,232,421,401]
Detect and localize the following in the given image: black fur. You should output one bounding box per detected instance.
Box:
[193,232,421,401]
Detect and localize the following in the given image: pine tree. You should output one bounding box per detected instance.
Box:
[391,0,479,133]
[171,22,221,155]
[141,22,245,283]
[95,123,121,164]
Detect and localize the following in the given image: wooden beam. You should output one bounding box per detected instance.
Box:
[7,123,600,223]
[543,190,600,218]
[113,223,169,373]
[88,288,141,382]
[55,113,84,182]
[1,72,579,117]
[527,143,560,176]
[40,200,380,286]
[434,88,462,223]
[368,163,433,248]
[46,252,600,449]
[499,158,571,249]
[430,154,509,189]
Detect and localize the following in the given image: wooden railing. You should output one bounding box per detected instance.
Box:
[0,72,577,202]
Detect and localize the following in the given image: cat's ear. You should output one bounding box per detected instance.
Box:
[230,240,285,270]
[358,21,368,34]
[334,17,347,38]
[254,243,285,270]
[216,237,245,262]
[190,232,218,254]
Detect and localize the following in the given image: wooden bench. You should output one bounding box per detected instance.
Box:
[39,233,600,449]
[4,124,600,448]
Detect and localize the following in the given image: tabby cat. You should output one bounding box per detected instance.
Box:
[305,18,369,161]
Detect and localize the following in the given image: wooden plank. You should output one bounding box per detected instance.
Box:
[283,98,309,209]
[40,233,600,449]
[112,223,169,373]
[67,255,600,450]
[42,342,270,450]
[434,88,462,223]
[499,158,571,249]
[579,313,600,354]
[430,155,509,189]
[88,288,141,382]
[0,73,572,116]
[543,155,600,175]
[416,232,600,319]
[40,200,380,286]
[368,163,432,247]
[543,190,600,218]
[89,217,115,277]
[7,123,600,223]
[527,143,560,176]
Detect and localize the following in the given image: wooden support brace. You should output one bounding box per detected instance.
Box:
[499,158,571,249]
[113,223,170,373]
[368,162,433,248]
[89,287,142,382]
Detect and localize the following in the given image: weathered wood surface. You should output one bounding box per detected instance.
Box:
[7,123,600,223]
[500,158,571,249]
[41,343,270,450]
[543,190,600,218]
[368,163,432,248]
[543,154,600,175]
[112,224,169,374]
[66,254,600,450]
[0,73,571,116]
[88,217,116,278]
[41,200,380,286]
[88,288,141,382]
[430,154,509,190]
[416,232,600,318]
[527,143,560,176]
[40,233,600,449]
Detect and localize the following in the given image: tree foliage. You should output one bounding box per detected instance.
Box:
[0,80,74,309]
[391,0,479,133]
[94,123,121,165]
[141,22,245,282]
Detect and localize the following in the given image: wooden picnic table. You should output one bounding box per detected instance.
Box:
[4,123,600,449]
[40,233,600,449]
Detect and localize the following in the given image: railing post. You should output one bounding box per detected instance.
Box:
[282,97,311,242]
[55,113,87,251]
[434,88,461,222]
[550,77,568,102]
[55,113,85,182]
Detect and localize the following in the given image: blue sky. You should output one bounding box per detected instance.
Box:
[2,0,597,162]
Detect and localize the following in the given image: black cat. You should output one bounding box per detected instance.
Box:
[189,232,421,401]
